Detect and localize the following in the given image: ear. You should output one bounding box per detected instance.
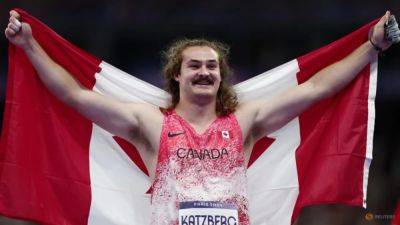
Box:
[174,73,180,82]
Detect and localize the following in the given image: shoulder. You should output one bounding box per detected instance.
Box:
[128,103,164,150]
[234,101,259,124]
[233,101,259,143]
[132,103,164,121]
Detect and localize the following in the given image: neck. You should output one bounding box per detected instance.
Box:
[175,95,217,125]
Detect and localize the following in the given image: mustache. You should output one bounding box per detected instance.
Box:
[192,75,215,84]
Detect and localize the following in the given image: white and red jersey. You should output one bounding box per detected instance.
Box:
[151,109,249,225]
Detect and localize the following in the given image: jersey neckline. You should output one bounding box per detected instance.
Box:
[171,109,222,137]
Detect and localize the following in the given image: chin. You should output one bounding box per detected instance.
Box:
[191,89,217,100]
[193,91,214,97]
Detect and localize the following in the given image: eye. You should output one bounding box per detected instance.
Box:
[207,64,217,70]
[189,64,200,69]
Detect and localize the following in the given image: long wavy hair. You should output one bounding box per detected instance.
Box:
[162,38,238,116]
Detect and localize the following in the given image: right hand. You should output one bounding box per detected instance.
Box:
[4,10,33,50]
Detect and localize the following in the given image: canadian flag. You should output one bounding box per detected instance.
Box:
[0,9,377,225]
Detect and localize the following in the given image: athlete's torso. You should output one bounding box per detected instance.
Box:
[150,109,250,225]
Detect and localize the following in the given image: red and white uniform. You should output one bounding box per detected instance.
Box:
[151,109,249,225]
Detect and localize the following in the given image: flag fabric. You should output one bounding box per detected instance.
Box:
[0,9,377,225]
[393,202,400,225]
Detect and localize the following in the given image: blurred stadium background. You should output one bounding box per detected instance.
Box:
[0,1,399,224]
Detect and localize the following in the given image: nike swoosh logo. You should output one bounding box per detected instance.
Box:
[168,131,185,138]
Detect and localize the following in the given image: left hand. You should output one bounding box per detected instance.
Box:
[369,11,392,51]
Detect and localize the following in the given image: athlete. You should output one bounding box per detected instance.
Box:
[4,10,396,225]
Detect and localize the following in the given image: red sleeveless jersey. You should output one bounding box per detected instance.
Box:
[150,109,249,225]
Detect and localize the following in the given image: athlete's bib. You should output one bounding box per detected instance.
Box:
[178,201,238,225]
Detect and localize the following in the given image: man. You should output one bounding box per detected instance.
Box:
[4,9,394,225]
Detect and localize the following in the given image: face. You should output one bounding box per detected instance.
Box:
[175,46,221,101]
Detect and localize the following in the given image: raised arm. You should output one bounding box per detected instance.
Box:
[238,11,394,142]
[4,10,161,143]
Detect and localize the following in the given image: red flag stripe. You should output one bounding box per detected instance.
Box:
[0,9,101,225]
[292,20,378,222]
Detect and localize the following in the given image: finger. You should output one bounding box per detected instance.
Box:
[9,10,21,20]
[9,16,22,28]
[5,28,16,37]
[385,11,390,25]
[7,23,20,33]
[377,13,388,27]
[8,22,20,30]
[380,11,391,25]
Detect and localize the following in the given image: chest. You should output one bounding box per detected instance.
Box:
[159,114,244,172]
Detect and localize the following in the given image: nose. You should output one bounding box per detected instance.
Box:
[198,65,210,76]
